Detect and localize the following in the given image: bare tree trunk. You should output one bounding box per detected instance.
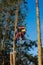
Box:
[13,0,19,65]
[36,0,42,65]
[13,9,18,65]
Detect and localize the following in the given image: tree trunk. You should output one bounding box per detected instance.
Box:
[36,0,42,65]
[13,0,19,65]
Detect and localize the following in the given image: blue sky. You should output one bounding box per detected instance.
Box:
[25,0,43,55]
[26,0,43,46]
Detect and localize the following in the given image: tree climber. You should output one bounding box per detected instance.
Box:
[15,26,26,42]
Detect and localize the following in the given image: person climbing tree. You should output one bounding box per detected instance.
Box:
[15,26,26,42]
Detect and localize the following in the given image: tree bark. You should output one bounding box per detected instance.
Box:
[13,0,19,65]
[36,0,42,65]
